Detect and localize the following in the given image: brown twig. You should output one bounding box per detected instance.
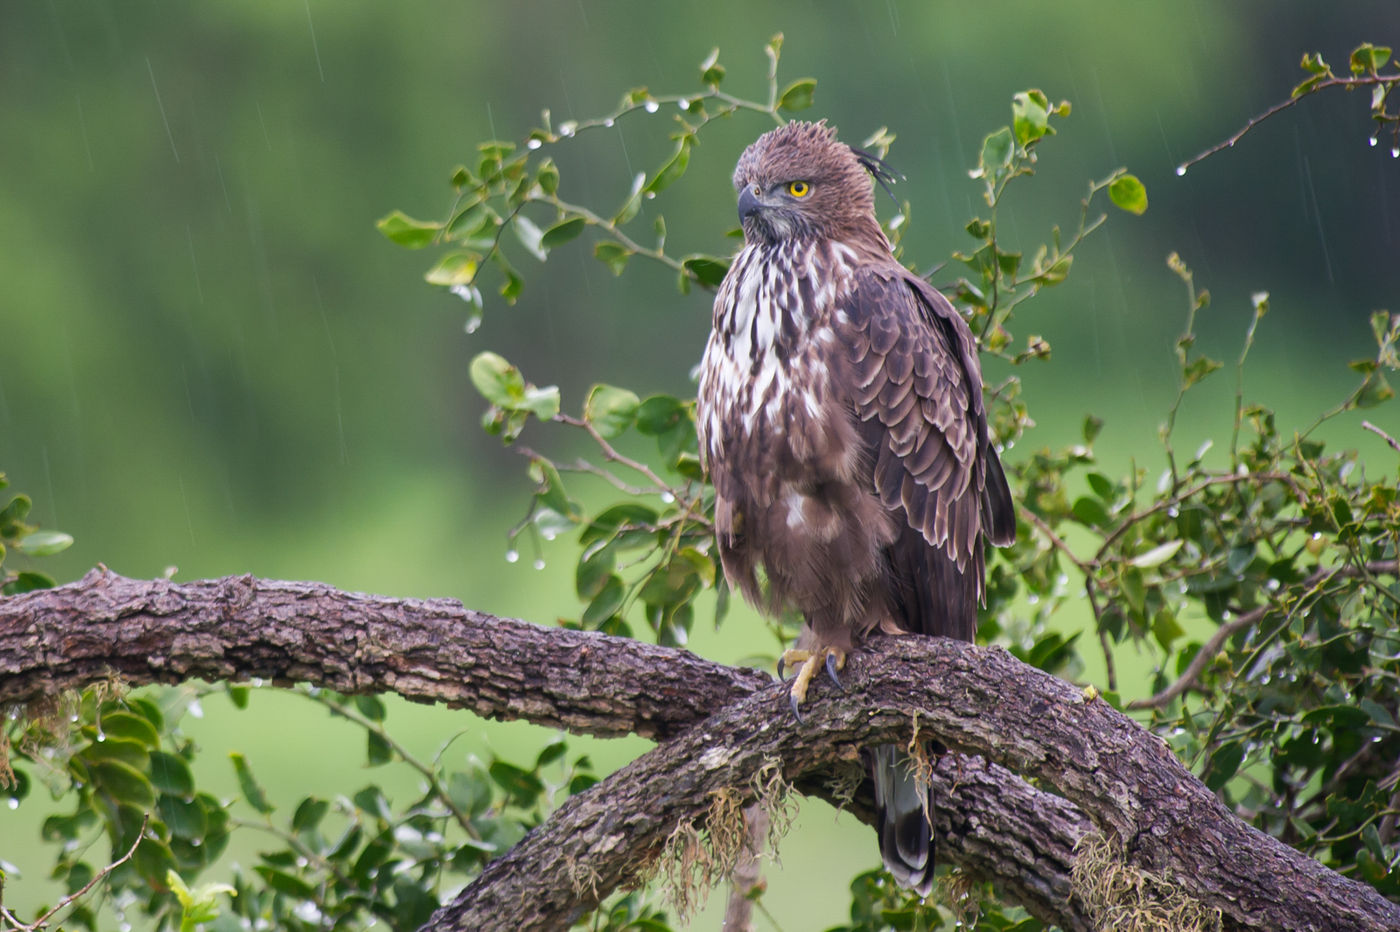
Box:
[1128,561,1400,710]
[0,814,150,931]
[1176,74,1397,174]
[1363,420,1400,455]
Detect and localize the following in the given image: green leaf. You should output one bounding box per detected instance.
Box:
[978,127,1014,178]
[1012,89,1051,145]
[292,797,330,834]
[777,78,817,112]
[581,503,659,546]
[1300,51,1330,75]
[367,729,392,767]
[513,215,547,261]
[1108,174,1148,215]
[1350,43,1392,75]
[354,694,387,721]
[1292,73,1330,98]
[254,866,316,899]
[536,738,568,769]
[1086,471,1114,500]
[636,395,687,435]
[1070,495,1110,528]
[594,241,632,276]
[469,352,525,408]
[520,384,561,420]
[614,172,647,225]
[645,137,694,195]
[699,47,725,86]
[681,254,730,288]
[96,711,161,747]
[91,759,156,808]
[14,530,73,556]
[148,751,195,797]
[1130,539,1183,569]
[585,385,641,438]
[489,760,544,809]
[424,252,480,287]
[540,217,587,249]
[375,210,441,249]
[582,575,626,629]
[536,157,559,195]
[230,752,273,814]
[157,794,208,841]
[1355,371,1393,409]
[1203,741,1245,791]
[1182,356,1223,388]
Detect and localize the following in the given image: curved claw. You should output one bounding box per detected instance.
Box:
[825,652,846,692]
[776,655,787,680]
[789,690,806,724]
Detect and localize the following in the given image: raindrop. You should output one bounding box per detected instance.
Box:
[644,99,660,113]
[95,729,106,743]
[1369,136,1379,147]
[1167,506,1179,518]
[1392,147,1399,159]
[677,99,690,110]
[533,558,546,570]
[541,529,557,541]
[505,549,520,564]
[7,798,18,810]
[603,118,615,128]
[189,836,201,846]
[464,317,481,335]
[559,122,577,137]
[644,191,656,200]
[660,491,675,504]
[1175,165,1187,177]
[526,138,542,150]
[69,714,79,723]
[188,699,203,719]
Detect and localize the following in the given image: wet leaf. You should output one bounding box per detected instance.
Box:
[1108,173,1148,215]
[777,78,817,112]
[540,217,587,249]
[585,385,641,438]
[375,210,440,248]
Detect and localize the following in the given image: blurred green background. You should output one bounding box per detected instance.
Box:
[2,2,1397,928]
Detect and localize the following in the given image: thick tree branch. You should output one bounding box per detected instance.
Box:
[4,570,1398,932]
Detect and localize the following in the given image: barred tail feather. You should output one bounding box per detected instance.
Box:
[870,743,935,897]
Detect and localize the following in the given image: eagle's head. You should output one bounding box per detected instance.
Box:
[731,120,885,247]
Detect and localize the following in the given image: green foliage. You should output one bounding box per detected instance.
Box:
[0,473,71,595]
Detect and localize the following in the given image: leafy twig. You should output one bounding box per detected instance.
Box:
[0,814,149,931]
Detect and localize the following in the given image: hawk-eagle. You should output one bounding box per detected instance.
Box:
[696,121,1016,894]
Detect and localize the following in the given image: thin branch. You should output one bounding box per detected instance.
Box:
[1128,560,1400,710]
[1176,74,1397,174]
[2,814,149,931]
[1364,420,1400,454]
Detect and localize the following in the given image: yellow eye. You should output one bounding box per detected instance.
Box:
[787,180,810,198]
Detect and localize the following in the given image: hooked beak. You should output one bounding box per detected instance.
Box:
[737,184,763,223]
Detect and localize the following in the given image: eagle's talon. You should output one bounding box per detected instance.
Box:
[789,691,805,724]
[825,651,846,692]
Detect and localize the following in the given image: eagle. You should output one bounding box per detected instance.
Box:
[696,121,1016,894]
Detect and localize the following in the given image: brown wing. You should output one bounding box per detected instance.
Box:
[838,265,1015,640]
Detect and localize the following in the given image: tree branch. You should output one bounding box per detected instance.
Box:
[4,569,1398,931]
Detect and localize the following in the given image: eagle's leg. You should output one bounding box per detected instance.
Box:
[777,647,847,722]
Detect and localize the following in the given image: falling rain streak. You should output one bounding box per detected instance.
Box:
[146,57,179,162]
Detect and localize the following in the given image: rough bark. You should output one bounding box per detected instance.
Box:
[3,569,1397,932]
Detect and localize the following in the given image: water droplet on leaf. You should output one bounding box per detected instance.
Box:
[505,549,519,563]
